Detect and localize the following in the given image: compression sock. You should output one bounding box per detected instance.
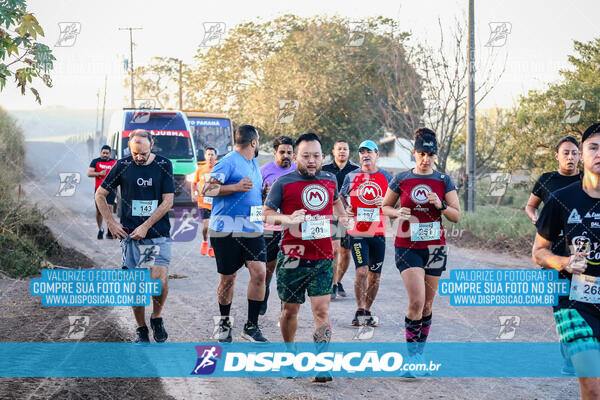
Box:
[219,302,231,317]
[417,314,432,354]
[405,316,422,357]
[247,299,262,325]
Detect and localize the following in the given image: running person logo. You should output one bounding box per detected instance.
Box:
[191,345,222,375]
[357,181,382,205]
[56,172,81,197]
[496,315,520,340]
[301,184,329,211]
[66,316,89,340]
[410,184,432,205]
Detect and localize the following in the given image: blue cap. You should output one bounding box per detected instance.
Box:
[358,140,378,152]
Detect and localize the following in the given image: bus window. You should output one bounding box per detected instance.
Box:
[188,117,232,157]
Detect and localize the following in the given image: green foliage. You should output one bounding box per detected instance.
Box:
[454,205,535,242]
[0,0,54,103]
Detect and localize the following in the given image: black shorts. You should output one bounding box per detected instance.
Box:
[210,232,266,275]
[349,235,386,273]
[395,245,448,277]
[331,220,348,244]
[264,230,282,263]
[95,189,116,211]
[198,208,211,220]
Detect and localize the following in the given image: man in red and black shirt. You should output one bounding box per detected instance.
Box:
[87,145,117,239]
[264,133,352,383]
[340,140,392,327]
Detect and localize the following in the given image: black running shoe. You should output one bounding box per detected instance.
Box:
[312,371,333,383]
[351,309,365,326]
[337,282,347,297]
[216,317,233,343]
[150,317,168,342]
[259,285,270,316]
[364,310,378,327]
[106,230,114,239]
[331,284,338,300]
[241,322,268,342]
[135,326,150,343]
[97,229,104,240]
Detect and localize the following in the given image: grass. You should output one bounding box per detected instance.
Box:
[454,204,535,241]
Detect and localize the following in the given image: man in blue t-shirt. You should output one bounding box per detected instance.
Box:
[201,125,268,343]
[95,129,174,344]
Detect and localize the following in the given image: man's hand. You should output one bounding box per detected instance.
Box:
[99,169,108,176]
[565,253,588,275]
[345,205,354,215]
[396,207,412,220]
[288,209,306,224]
[531,213,538,225]
[107,220,128,239]
[262,181,271,199]
[340,215,355,230]
[373,196,384,207]
[427,192,442,209]
[236,176,253,192]
[130,224,149,240]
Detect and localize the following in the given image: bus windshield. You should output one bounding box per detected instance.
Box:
[122,111,194,160]
[188,117,232,156]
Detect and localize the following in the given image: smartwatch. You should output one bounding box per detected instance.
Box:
[438,200,448,211]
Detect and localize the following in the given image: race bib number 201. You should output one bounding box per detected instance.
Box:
[301,219,330,240]
[570,274,600,304]
[132,200,158,217]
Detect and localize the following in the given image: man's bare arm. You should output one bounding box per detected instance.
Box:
[94,187,127,238]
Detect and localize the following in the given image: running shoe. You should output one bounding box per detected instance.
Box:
[259,285,270,316]
[135,326,150,343]
[364,310,378,327]
[337,281,347,297]
[200,241,209,255]
[97,229,104,240]
[351,308,365,326]
[414,353,431,377]
[331,284,338,300]
[150,317,168,343]
[216,317,233,343]
[241,322,268,342]
[208,248,215,258]
[312,372,333,383]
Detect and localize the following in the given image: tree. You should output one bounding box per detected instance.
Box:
[0,0,55,104]
[123,56,184,109]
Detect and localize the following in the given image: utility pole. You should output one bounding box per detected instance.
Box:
[119,27,142,108]
[466,0,476,212]
[178,59,183,110]
[95,88,100,143]
[100,76,107,141]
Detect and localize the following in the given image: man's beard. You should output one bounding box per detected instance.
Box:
[254,148,259,158]
[134,157,147,165]
[101,155,109,160]
[279,158,291,168]
[298,164,321,178]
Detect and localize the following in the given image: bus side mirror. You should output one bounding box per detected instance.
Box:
[196,148,205,162]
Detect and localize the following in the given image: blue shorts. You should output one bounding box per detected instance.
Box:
[120,236,171,269]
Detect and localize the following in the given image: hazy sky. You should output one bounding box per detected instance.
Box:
[2,0,598,110]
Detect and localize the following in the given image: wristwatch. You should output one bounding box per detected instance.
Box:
[438,200,448,211]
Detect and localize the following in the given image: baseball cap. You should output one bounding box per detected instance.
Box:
[582,123,600,144]
[358,140,378,152]
[414,134,438,154]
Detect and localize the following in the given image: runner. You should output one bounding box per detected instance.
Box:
[381,128,460,375]
[95,129,174,343]
[87,144,117,240]
[260,136,296,315]
[263,132,353,383]
[201,124,268,343]
[323,139,359,299]
[340,140,392,327]
[192,145,218,258]
[533,123,600,396]
[525,135,582,375]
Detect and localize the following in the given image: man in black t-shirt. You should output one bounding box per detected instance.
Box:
[322,139,359,299]
[95,129,175,344]
[533,123,600,396]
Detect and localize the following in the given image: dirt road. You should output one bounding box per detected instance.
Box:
[0,140,579,399]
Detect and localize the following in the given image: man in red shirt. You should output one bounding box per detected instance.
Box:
[263,133,352,383]
[87,145,117,239]
[340,140,392,327]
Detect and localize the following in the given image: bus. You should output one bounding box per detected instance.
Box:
[183,111,234,160]
[106,109,197,215]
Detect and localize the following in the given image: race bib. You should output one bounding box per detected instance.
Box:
[203,196,213,205]
[250,205,263,222]
[132,200,158,217]
[410,222,441,242]
[357,207,380,222]
[301,219,331,240]
[569,274,600,304]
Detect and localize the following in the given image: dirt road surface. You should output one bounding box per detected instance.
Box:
[0,141,579,399]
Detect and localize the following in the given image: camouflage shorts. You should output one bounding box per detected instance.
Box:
[275,252,333,304]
